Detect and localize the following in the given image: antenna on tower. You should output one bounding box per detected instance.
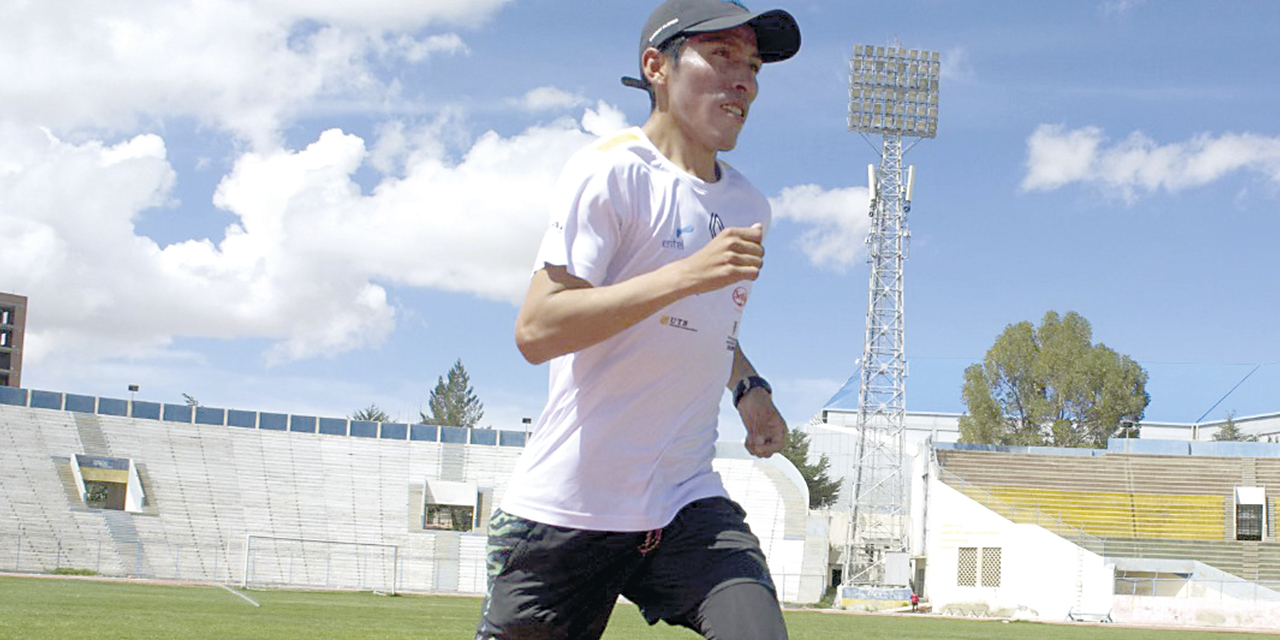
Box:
[841,43,940,590]
[867,165,878,212]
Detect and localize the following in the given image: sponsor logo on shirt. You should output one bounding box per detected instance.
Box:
[708,213,725,238]
[660,315,697,332]
[663,224,694,250]
[726,320,740,351]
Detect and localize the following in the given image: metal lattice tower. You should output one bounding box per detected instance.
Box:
[842,44,939,588]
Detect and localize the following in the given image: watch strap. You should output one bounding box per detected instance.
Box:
[733,375,771,408]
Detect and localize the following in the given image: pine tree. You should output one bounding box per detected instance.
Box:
[781,424,843,509]
[351,404,390,423]
[421,359,485,428]
[1211,411,1256,442]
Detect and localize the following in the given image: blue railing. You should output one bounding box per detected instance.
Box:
[0,386,526,447]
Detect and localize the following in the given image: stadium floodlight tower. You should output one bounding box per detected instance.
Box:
[842,44,939,589]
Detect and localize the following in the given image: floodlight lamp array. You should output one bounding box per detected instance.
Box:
[848,44,940,138]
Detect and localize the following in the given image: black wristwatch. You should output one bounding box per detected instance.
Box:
[733,375,772,408]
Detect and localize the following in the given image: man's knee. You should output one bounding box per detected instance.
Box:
[693,582,787,640]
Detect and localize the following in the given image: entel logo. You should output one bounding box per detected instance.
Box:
[732,287,748,308]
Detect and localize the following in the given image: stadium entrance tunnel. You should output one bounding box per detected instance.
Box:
[72,454,145,513]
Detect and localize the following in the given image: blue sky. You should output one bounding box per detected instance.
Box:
[4,0,1280,439]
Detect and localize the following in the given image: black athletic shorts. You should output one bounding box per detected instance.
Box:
[474,496,780,639]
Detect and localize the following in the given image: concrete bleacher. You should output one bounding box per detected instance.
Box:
[936,449,1244,496]
[0,409,105,573]
[935,445,1280,587]
[0,388,529,591]
[0,387,825,601]
[981,486,1224,540]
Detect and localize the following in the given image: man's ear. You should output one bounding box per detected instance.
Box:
[641,47,666,88]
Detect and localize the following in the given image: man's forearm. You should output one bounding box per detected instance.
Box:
[515,263,690,364]
[728,345,758,393]
[517,225,767,365]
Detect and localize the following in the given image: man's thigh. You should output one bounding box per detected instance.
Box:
[689,581,788,640]
[624,497,780,630]
[476,511,642,640]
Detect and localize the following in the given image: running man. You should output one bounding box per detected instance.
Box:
[476,1,801,638]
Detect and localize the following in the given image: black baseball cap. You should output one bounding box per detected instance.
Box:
[621,0,801,90]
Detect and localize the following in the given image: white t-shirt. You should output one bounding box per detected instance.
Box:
[500,127,772,532]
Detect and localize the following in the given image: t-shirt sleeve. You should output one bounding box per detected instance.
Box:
[532,151,627,287]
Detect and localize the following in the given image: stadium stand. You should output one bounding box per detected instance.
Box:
[929,442,1280,630]
[937,450,1233,542]
[0,388,827,602]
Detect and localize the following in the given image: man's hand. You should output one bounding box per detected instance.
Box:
[676,224,765,296]
[738,386,786,458]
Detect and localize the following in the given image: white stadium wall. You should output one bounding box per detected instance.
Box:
[924,476,1114,620]
[0,391,826,603]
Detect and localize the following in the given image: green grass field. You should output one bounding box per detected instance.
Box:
[0,575,1253,640]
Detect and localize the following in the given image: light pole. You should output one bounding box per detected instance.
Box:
[843,44,940,588]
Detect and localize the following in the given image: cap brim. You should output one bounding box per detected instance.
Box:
[621,76,650,90]
[684,9,800,63]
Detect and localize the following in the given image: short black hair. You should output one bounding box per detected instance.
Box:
[640,34,688,111]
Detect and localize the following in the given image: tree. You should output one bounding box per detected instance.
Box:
[959,310,1149,448]
[781,422,843,509]
[1212,411,1257,442]
[351,404,390,423]
[421,359,485,428]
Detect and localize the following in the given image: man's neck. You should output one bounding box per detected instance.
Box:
[642,117,719,183]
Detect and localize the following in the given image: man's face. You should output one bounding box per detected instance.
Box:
[664,25,762,154]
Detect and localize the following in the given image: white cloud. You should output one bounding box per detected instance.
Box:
[260,0,512,30]
[1,0,788,378]
[1021,124,1106,191]
[2,105,630,368]
[511,87,589,112]
[770,184,872,273]
[386,33,470,64]
[942,47,975,84]
[1022,124,1280,200]
[581,102,628,137]
[1100,0,1146,19]
[0,125,178,362]
[0,0,503,145]
[0,0,599,373]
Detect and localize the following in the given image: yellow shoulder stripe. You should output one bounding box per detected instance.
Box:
[596,132,640,153]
